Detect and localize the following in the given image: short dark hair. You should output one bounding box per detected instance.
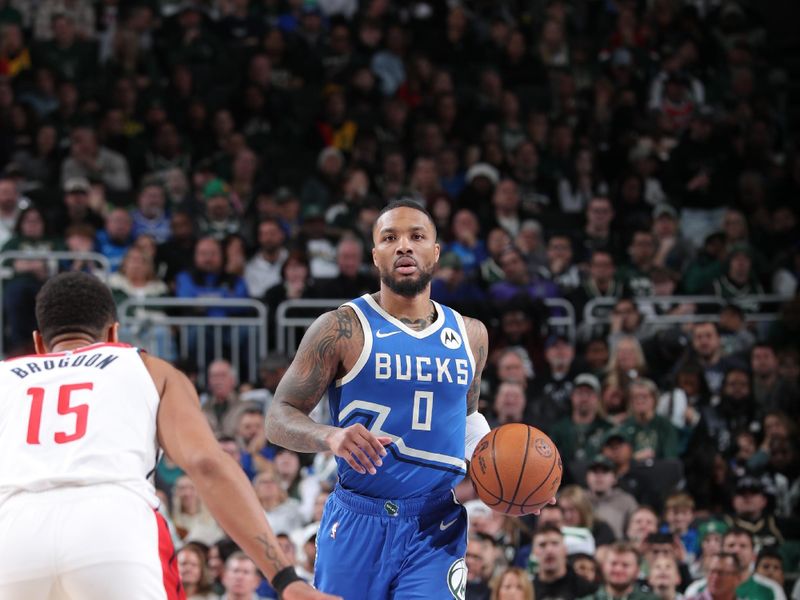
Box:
[375,198,436,232]
[756,545,783,567]
[723,527,754,546]
[533,522,563,541]
[35,272,117,344]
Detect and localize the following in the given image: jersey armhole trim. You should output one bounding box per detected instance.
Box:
[453,310,476,375]
[335,302,372,388]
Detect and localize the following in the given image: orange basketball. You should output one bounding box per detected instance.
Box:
[469,423,562,516]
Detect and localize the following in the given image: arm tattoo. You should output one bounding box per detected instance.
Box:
[265,307,359,451]
[464,317,489,414]
[255,534,289,574]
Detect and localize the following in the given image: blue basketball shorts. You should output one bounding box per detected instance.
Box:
[314,485,468,599]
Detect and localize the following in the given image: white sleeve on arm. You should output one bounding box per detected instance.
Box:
[465,411,491,459]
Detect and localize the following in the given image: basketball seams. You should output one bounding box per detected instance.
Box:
[469,425,563,515]
[489,429,504,503]
[519,451,558,508]
[504,425,531,514]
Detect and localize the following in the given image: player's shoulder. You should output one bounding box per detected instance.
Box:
[460,315,488,342]
[300,304,364,353]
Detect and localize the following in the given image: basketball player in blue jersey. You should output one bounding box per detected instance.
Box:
[266,199,556,599]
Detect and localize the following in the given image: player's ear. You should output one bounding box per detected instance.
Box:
[372,246,378,267]
[434,242,440,263]
[33,331,47,354]
[106,322,119,343]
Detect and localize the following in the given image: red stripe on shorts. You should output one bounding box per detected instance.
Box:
[154,510,186,600]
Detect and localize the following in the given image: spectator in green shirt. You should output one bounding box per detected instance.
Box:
[550,373,614,465]
[623,378,680,460]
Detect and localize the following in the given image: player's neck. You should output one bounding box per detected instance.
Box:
[47,335,103,353]
[375,288,435,331]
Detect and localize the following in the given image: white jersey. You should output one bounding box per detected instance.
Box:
[0,343,160,508]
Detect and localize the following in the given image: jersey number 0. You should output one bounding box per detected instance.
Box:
[26,382,94,445]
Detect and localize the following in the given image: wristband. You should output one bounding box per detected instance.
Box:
[272,566,302,597]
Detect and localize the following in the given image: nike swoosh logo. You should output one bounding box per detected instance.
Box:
[440,518,458,531]
[376,330,401,338]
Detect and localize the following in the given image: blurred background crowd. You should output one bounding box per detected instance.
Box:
[0,0,799,598]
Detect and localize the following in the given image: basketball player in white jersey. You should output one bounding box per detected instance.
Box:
[0,272,338,600]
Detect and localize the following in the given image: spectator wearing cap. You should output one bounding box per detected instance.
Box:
[652,203,693,274]
[430,250,487,317]
[692,520,729,580]
[550,373,614,465]
[196,179,241,241]
[724,476,800,550]
[243,218,287,298]
[529,333,579,430]
[622,378,680,461]
[600,426,664,510]
[60,125,131,193]
[49,176,105,237]
[703,243,765,313]
[585,454,639,540]
[460,162,499,220]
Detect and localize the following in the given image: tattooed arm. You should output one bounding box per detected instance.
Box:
[266,307,390,475]
[463,316,489,415]
[145,353,339,599]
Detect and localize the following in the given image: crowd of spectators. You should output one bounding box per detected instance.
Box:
[1,0,799,598]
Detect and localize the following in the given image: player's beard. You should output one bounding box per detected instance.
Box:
[381,264,434,297]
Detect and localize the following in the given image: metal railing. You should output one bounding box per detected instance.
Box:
[117,297,268,386]
[583,294,790,329]
[0,250,111,356]
[276,297,577,355]
[275,299,349,354]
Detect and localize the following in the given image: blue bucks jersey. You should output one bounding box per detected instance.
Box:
[328,294,474,499]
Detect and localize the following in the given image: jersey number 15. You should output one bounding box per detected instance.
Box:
[26,383,93,445]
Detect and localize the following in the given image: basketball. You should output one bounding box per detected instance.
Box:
[469,423,562,516]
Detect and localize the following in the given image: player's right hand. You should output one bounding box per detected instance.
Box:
[326,423,391,475]
[283,580,342,599]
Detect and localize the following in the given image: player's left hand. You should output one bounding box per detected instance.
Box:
[282,580,342,599]
[529,496,558,516]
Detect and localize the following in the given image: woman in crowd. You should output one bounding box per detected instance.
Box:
[177,542,217,600]
[490,566,535,600]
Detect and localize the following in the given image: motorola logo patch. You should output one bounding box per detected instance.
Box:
[440,327,462,349]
